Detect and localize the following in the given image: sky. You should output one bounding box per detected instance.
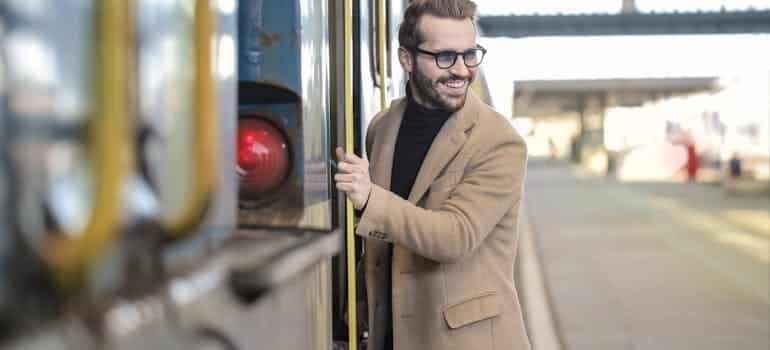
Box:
[479,34,770,81]
[473,0,770,15]
[468,1,770,117]
[478,33,770,118]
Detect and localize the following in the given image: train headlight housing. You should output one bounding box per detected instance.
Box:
[237,117,291,198]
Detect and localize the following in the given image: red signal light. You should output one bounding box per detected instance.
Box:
[237,118,290,197]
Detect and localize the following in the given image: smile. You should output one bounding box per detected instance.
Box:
[440,79,467,95]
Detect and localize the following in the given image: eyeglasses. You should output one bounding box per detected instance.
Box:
[413,45,487,69]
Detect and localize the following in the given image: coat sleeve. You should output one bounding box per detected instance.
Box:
[355,133,527,263]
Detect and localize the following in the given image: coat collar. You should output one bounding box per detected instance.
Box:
[370,89,481,203]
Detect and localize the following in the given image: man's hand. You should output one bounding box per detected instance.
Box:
[334,147,371,210]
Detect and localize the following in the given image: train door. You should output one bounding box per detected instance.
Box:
[355,0,405,152]
[162,0,341,349]
[331,0,407,348]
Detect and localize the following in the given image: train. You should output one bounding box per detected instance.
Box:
[0,0,494,349]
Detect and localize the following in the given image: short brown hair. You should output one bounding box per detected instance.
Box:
[398,0,478,50]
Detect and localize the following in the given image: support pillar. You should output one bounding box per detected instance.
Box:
[621,0,637,14]
[571,94,586,163]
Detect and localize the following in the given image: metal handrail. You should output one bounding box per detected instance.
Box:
[162,0,219,240]
[344,0,358,348]
[42,0,133,291]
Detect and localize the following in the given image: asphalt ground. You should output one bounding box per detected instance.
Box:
[519,160,769,350]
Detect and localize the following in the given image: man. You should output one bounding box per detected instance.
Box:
[334,1,531,349]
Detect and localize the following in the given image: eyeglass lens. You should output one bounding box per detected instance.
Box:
[436,49,483,68]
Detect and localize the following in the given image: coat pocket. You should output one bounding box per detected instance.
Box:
[442,291,500,329]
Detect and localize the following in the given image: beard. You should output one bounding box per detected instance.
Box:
[411,62,474,112]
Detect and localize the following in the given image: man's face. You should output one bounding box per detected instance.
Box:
[402,14,479,112]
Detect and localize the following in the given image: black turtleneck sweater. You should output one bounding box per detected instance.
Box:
[381,84,451,350]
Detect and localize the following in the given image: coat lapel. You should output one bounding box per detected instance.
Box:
[365,99,406,275]
[407,91,480,203]
[369,98,407,191]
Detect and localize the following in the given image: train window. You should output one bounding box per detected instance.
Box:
[369,0,391,87]
[386,0,393,78]
[369,0,380,87]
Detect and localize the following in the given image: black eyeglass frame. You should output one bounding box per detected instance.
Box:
[412,45,487,69]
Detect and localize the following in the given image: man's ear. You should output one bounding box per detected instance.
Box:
[398,47,413,74]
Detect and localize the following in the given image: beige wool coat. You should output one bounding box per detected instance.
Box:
[355,90,532,350]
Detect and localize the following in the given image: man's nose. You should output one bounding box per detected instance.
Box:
[449,56,471,78]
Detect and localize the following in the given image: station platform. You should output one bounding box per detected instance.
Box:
[518,160,769,350]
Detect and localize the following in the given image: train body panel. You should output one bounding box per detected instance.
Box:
[0,0,451,349]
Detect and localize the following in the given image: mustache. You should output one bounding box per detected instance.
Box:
[437,75,471,84]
